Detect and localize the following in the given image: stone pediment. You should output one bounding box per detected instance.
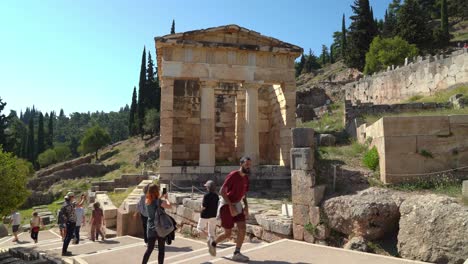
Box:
[155,24,302,54]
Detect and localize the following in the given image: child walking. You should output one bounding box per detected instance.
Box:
[197,180,219,241]
[30,212,44,243]
[89,202,105,241]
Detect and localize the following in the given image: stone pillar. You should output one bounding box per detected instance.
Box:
[159,77,174,168]
[278,82,296,167]
[235,90,246,159]
[244,82,262,165]
[199,80,216,167]
[291,128,327,243]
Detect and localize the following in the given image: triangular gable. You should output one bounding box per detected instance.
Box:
[155,24,301,52]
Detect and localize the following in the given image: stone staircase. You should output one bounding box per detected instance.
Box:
[1,230,429,264]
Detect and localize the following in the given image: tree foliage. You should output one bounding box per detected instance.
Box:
[396,0,432,51]
[37,112,45,155]
[0,98,8,149]
[364,36,419,74]
[143,109,160,137]
[0,147,31,216]
[171,19,175,34]
[79,125,111,159]
[345,0,377,71]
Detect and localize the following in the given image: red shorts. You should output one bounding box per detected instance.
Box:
[220,205,245,229]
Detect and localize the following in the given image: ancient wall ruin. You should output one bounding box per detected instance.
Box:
[358,115,468,184]
[345,49,468,104]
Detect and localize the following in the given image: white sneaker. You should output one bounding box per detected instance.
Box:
[207,238,216,256]
[232,252,249,262]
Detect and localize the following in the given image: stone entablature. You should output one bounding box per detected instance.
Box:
[155,25,301,182]
[345,48,468,104]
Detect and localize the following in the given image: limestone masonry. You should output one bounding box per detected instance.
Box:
[345,49,468,104]
[154,25,302,188]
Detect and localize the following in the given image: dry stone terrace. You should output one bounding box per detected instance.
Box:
[155,24,301,189]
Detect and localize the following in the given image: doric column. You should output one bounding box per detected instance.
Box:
[279,82,297,167]
[199,80,217,167]
[159,77,175,168]
[243,82,262,165]
[235,90,246,159]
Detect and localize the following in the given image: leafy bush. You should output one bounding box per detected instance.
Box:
[364,36,419,75]
[419,149,434,158]
[304,223,316,235]
[38,149,57,168]
[363,146,379,171]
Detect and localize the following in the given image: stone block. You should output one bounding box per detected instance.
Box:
[192,212,200,223]
[105,218,117,228]
[292,182,326,206]
[293,224,304,241]
[382,116,450,136]
[292,204,309,226]
[246,224,263,238]
[463,180,468,199]
[290,148,314,170]
[308,206,321,226]
[182,198,203,212]
[168,193,190,205]
[261,230,290,243]
[270,220,292,236]
[281,204,293,217]
[314,224,330,240]
[181,224,192,235]
[103,208,117,219]
[303,229,315,243]
[318,134,336,146]
[291,128,315,148]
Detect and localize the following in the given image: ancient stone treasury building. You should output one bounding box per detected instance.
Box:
[155,25,302,187]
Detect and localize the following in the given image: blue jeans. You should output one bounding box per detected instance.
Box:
[73,226,81,244]
[62,222,76,254]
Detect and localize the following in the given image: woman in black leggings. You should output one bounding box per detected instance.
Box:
[142,184,172,264]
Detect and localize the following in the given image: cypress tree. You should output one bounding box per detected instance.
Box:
[137,47,147,135]
[129,87,137,136]
[440,0,450,45]
[330,44,334,63]
[0,98,7,148]
[37,112,45,155]
[171,19,175,34]
[341,14,347,58]
[154,67,161,112]
[146,51,156,109]
[320,45,329,66]
[47,111,54,148]
[27,117,35,163]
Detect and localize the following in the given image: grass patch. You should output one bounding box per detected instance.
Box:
[403,85,468,103]
[107,188,134,208]
[304,223,317,235]
[49,178,91,197]
[419,149,434,159]
[319,140,367,167]
[388,175,464,201]
[363,107,468,125]
[298,103,344,133]
[17,198,64,226]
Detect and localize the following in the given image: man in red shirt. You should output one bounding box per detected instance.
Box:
[208,156,251,262]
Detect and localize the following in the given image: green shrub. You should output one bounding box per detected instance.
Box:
[54,144,72,162]
[38,149,57,168]
[363,147,379,171]
[304,223,316,235]
[419,149,434,158]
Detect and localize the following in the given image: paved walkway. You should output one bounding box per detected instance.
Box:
[0,230,429,264]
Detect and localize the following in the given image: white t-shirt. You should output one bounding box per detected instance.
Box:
[75,207,85,226]
[11,212,21,225]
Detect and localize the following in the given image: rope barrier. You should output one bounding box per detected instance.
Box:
[385,165,468,177]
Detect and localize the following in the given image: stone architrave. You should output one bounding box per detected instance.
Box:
[199,80,217,167]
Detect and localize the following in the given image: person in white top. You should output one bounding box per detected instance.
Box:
[73,194,86,244]
[10,211,21,242]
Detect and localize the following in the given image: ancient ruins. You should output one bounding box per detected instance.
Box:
[155,25,301,187]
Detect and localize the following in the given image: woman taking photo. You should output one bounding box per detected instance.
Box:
[142,184,172,264]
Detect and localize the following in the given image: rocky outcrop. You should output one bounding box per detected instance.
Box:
[344,236,369,252]
[323,188,400,240]
[21,191,55,209]
[398,194,468,264]
[28,163,118,191]
[36,155,92,178]
[0,224,8,238]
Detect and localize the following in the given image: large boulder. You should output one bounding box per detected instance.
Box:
[0,224,8,238]
[323,188,400,240]
[398,194,468,264]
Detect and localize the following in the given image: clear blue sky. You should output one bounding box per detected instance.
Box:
[0,0,391,115]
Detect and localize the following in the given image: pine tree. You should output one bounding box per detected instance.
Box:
[396,0,432,51]
[171,19,175,34]
[320,45,329,66]
[330,44,334,63]
[47,111,54,148]
[37,112,45,155]
[345,0,377,71]
[341,14,347,59]
[305,49,321,72]
[137,47,147,135]
[129,86,137,136]
[27,117,35,163]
